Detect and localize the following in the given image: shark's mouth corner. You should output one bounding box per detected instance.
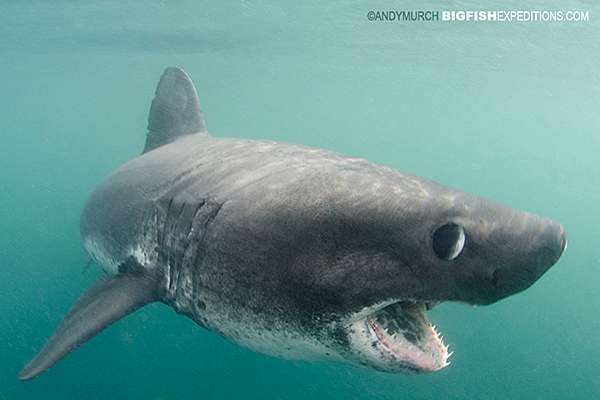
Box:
[346,301,450,373]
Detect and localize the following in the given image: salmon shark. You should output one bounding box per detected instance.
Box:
[19,67,566,379]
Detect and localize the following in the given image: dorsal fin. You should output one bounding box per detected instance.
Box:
[143,67,207,154]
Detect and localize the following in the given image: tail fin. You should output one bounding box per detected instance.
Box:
[19,274,159,380]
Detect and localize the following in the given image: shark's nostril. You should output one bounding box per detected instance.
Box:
[491,270,500,287]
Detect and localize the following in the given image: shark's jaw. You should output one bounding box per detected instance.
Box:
[345,300,450,373]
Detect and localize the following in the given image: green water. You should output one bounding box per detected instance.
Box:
[1,1,599,399]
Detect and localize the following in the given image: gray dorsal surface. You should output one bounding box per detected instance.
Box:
[143,66,207,154]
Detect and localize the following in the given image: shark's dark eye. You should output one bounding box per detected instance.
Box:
[432,223,466,261]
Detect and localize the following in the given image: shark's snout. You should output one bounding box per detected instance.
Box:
[555,224,567,261]
[527,218,566,275]
[486,218,566,303]
[536,221,566,275]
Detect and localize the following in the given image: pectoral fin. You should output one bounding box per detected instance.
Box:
[19,273,159,380]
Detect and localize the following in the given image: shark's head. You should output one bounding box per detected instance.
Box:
[315,184,566,373]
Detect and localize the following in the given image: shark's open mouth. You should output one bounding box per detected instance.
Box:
[347,301,450,373]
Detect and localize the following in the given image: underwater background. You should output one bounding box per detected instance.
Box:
[1,1,599,399]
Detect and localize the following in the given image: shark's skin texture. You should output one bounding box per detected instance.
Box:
[20,67,566,380]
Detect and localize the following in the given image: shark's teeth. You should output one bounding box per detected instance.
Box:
[360,302,451,372]
[430,324,451,369]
